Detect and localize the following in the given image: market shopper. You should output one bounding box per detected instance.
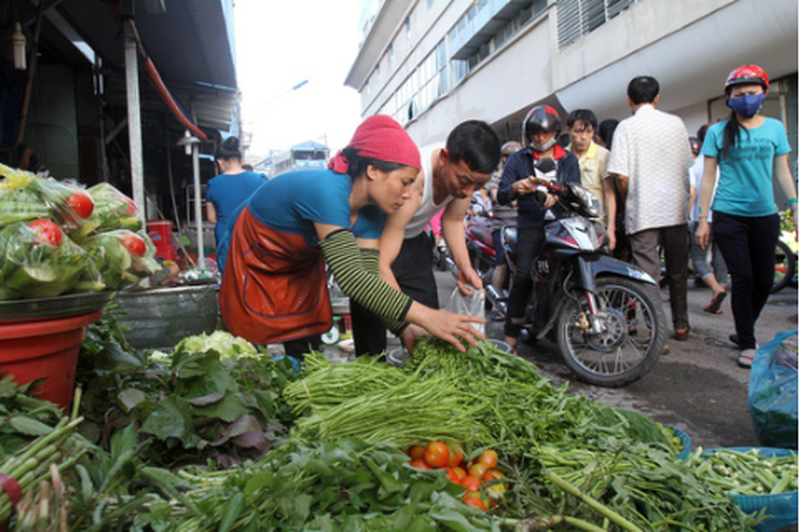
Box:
[606,76,694,348]
[688,125,729,314]
[497,106,581,356]
[350,120,501,356]
[206,136,267,272]
[695,65,798,368]
[219,115,485,359]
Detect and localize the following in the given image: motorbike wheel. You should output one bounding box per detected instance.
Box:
[557,277,667,387]
[770,240,795,294]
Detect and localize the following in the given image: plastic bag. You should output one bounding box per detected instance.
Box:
[68,183,143,242]
[446,286,485,337]
[75,230,160,292]
[748,330,798,449]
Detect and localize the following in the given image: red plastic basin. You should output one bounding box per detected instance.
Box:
[0,310,102,410]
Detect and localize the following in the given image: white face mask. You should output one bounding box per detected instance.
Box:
[532,137,557,152]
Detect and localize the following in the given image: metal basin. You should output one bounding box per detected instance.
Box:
[112,285,218,350]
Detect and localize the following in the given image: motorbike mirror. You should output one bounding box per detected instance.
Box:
[535,157,556,173]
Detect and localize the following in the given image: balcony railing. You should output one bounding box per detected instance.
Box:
[557,0,636,49]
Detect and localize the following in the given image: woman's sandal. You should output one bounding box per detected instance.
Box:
[703,291,727,314]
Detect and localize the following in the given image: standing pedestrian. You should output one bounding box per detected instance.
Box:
[206,136,267,273]
[695,65,798,368]
[688,125,729,314]
[606,76,694,351]
[566,109,610,223]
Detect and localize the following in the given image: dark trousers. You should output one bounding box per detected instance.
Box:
[504,227,545,339]
[628,224,689,331]
[712,212,779,350]
[284,335,321,360]
[351,231,438,357]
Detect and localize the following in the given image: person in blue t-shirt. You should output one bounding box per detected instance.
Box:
[206,136,267,271]
[219,115,485,359]
[696,64,798,369]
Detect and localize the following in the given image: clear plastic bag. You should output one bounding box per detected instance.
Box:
[446,286,485,337]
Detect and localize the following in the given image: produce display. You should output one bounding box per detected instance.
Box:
[0,316,796,530]
[0,164,158,299]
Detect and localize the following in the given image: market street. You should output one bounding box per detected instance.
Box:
[432,270,798,451]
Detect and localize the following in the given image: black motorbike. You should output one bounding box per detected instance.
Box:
[464,167,667,387]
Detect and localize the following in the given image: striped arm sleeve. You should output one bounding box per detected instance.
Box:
[320,229,412,330]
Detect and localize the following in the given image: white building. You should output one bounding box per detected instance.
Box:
[346,0,798,170]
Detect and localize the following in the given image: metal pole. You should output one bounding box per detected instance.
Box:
[192,142,204,267]
[124,22,145,223]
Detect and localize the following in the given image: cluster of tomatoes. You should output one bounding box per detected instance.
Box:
[405,441,506,512]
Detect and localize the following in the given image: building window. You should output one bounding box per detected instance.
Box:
[557,0,637,49]
[387,43,394,67]
[404,16,411,37]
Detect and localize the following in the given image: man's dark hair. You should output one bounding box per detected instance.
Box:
[627,76,660,105]
[696,123,711,144]
[597,119,619,149]
[566,109,598,130]
[445,120,501,174]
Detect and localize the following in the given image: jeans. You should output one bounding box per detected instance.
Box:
[712,212,779,350]
[628,224,689,331]
[504,227,545,339]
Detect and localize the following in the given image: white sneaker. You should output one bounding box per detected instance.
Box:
[738,348,757,369]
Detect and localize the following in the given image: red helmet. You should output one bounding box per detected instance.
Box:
[724,65,769,94]
[522,105,561,143]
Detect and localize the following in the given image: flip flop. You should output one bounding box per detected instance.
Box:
[703,291,727,314]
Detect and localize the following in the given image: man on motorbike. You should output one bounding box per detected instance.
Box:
[497,106,581,355]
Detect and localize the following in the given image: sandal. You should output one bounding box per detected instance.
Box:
[703,291,727,314]
[738,348,756,368]
[674,326,691,341]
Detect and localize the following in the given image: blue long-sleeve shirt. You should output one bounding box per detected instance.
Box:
[497,145,581,229]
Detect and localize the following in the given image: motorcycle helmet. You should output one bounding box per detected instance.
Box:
[501,140,523,157]
[724,64,769,95]
[522,106,561,152]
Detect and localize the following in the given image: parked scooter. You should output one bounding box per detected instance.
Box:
[461,163,667,387]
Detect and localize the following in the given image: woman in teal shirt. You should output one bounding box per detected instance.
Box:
[696,65,798,368]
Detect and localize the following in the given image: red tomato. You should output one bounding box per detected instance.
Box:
[478,450,498,469]
[452,466,467,481]
[446,443,464,468]
[409,458,431,470]
[468,463,488,479]
[459,475,481,492]
[65,190,94,219]
[28,220,63,247]
[443,467,460,483]
[409,444,426,460]
[119,231,146,256]
[423,441,450,468]
[463,497,487,511]
[120,196,138,216]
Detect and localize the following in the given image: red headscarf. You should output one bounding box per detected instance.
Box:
[328,115,421,174]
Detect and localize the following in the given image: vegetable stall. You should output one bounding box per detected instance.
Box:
[0,165,797,531]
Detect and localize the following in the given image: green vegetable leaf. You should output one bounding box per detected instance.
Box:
[118,388,147,413]
[8,416,53,436]
[193,392,248,423]
[219,491,245,532]
[140,396,199,448]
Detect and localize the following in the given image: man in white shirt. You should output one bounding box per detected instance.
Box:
[606,76,694,343]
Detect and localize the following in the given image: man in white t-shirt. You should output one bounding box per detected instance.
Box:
[351,120,501,356]
[606,76,694,343]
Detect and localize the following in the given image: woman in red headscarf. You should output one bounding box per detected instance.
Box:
[220,115,485,358]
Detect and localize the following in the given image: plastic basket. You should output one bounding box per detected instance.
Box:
[703,447,798,532]
[671,426,692,460]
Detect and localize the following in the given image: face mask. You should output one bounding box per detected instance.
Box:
[727,93,766,117]
[532,137,557,152]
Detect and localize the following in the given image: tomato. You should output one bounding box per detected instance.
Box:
[452,466,467,480]
[65,190,94,219]
[119,232,146,256]
[482,469,504,483]
[478,450,498,469]
[446,442,464,468]
[463,497,487,511]
[443,467,460,483]
[120,196,139,216]
[409,444,426,460]
[409,458,431,470]
[28,220,63,247]
[468,462,487,479]
[459,475,481,492]
[423,441,450,468]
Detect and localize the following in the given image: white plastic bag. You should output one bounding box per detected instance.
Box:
[446,286,485,337]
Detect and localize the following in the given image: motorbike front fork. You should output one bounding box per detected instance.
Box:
[581,291,606,335]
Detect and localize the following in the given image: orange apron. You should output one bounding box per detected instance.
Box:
[220,206,332,344]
